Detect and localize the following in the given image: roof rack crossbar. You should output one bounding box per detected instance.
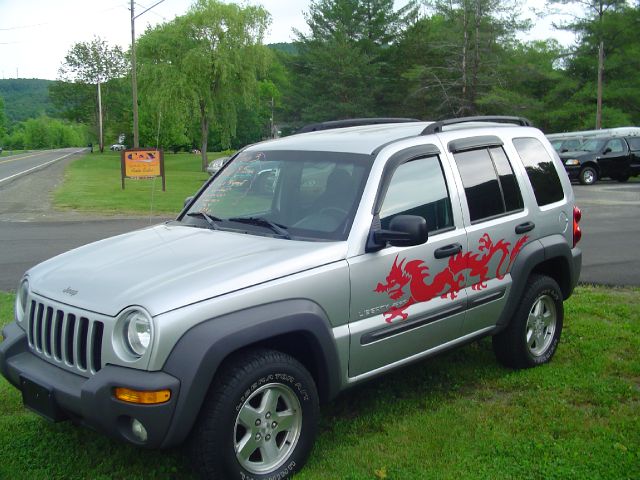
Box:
[297,118,421,134]
[421,116,532,135]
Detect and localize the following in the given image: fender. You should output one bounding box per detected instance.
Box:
[160,299,341,447]
[495,235,581,330]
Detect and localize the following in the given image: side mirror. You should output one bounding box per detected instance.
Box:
[603,147,612,155]
[366,215,428,252]
[184,196,194,208]
[560,148,569,153]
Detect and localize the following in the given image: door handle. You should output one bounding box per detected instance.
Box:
[434,243,462,259]
[515,221,535,234]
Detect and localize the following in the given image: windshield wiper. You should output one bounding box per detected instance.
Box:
[186,211,221,230]
[227,217,291,239]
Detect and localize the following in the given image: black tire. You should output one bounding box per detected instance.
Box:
[578,166,597,185]
[616,174,630,183]
[492,274,564,369]
[189,348,319,480]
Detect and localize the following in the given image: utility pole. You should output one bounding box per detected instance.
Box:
[130,0,166,149]
[596,41,604,130]
[130,0,139,148]
[270,97,275,138]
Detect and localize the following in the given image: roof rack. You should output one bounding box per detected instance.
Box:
[297,118,421,134]
[421,116,532,135]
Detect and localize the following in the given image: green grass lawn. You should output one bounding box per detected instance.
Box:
[1,286,638,479]
[53,151,230,215]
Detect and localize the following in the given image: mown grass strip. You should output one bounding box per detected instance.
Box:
[53,151,229,215]
[0,286,638,479]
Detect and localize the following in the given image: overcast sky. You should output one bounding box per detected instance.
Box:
[0,0,574,81]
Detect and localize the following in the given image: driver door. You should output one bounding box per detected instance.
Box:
[598,138,629,179]
[348,151,467,378]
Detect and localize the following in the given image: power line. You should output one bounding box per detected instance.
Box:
[0,23,48,31]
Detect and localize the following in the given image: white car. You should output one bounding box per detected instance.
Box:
[110,144,126,151]
[206,156,230,176]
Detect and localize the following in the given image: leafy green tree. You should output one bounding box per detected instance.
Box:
[477,40,568,131]
[137,0,271,170]
[58,37,127,152]
[398,0,527,118]
[17,116,89,149]
[290,0,417,123]
[547,1,636,129]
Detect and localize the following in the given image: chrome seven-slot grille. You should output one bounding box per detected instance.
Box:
[26,297,104,375]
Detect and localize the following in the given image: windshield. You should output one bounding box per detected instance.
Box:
[579,139,605,152]
[182,149,373,241]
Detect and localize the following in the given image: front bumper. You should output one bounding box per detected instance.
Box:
[0,322,180,448]
[564,165,580,181]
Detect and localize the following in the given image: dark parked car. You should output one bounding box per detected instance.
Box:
[560,136,640,185]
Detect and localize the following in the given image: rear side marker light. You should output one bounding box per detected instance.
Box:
[114,387,171,404]
[573,206,582,247]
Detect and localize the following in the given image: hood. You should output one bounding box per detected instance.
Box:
[28,224,347,317]
[559,150,594,160]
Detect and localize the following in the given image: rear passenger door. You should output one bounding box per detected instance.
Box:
[447,136,531,335]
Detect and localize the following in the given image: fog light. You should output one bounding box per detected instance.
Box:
[131,419,148,443]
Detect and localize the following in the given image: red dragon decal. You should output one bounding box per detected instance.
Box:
[375,233,529,323]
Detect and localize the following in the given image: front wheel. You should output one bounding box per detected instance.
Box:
[492,274,564,369]
[190,349,319,480]
[579,166,597,185]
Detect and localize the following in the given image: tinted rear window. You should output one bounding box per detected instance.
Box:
[453,146,524,222]
[513,138,564,206]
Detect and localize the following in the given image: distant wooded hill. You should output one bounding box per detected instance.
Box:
[0,79,59,123]
[268,42,298,55]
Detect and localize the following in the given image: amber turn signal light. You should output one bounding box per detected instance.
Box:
[114,387,171,404]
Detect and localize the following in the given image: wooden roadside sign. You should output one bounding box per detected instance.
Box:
[121,148,166,191]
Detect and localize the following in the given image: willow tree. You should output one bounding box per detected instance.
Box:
[137,0,270,169]
[58,37,127,152]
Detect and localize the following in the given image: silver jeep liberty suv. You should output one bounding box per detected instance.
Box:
[1,116,582,479]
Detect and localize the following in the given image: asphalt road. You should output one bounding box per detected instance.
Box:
[0,148,86,185]
[572,180,640,286]
[0,219,161,291]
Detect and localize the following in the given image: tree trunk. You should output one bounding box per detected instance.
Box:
[460,1,469,115]
[200,102,208,171]
[470,0,481,115]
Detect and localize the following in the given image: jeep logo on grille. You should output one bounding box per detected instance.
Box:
[63,287,78,296]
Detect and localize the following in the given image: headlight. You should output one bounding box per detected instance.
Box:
[116,308,153,359]
[15,279,29,325]
[564,159,580,166]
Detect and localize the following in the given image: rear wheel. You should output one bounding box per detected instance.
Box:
[189,349,319,480]
[616,174,630,183]
[578,166,597,185]
[493,274,564,369]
